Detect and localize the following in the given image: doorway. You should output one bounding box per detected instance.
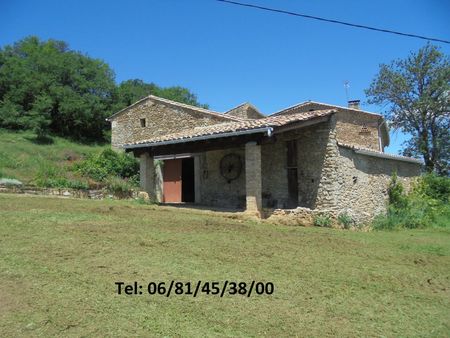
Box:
[162,157,195,203]
[181,158,195,202]
[286,140,299,208]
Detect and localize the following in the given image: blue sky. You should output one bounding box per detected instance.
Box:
[1,0,449,153]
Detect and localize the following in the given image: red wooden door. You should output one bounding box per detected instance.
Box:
[163,159,182,202]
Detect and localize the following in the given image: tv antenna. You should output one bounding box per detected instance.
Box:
[343,80,350,102]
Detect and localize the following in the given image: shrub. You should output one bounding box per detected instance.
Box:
[373,174,450,230]
[74,148,139,182]
[413,174,449,203]
[388,172,408,209]
[105,175,133,197]
[337,212,353,229]
[313,214,332,227]
[35,162,89,189]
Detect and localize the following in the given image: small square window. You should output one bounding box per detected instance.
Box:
[140,118,146,127]
[359,124,370,133]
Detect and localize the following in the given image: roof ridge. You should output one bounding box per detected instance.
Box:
[224,102,249,113]
[270,100,382,117]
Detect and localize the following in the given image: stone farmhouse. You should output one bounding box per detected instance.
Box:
[107,95,421,221]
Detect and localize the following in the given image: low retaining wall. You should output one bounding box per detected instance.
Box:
[0,184,139,200]
[265,206,372,229]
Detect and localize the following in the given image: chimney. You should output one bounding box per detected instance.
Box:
[348,100,360,110]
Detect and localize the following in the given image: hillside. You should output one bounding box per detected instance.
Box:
[0,129,107,186]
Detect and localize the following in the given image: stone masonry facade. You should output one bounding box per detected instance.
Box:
[109,96,239,149]
[110,96,421,222]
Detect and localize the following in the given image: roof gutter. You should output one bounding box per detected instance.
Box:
[123,126,274,150]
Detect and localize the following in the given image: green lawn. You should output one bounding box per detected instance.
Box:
[1,194,449,337]
[0,129,107,184]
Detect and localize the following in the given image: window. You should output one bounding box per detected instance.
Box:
[140,118,146,127]
[359,124,370,133]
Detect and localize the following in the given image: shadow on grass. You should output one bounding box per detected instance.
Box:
[25,135,54,145]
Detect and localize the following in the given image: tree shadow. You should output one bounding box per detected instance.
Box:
[25,135,54,145]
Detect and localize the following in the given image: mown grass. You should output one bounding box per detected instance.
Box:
[0,129,107,184]
[0,194,449,337]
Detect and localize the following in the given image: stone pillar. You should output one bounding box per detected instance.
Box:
[140,153,155,199]
[245,142,262,217]
[315,115,340,212]
[154,161,163,203]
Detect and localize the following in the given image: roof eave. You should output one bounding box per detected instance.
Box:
[123,126,273,150]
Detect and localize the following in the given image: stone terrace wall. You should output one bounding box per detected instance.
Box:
[0,185,137,199]
[111,99,231,149]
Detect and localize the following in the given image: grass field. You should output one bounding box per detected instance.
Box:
[0,129,107,184]
[1,194,449,337]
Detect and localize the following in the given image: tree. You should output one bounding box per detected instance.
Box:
[0,36,116,141]
[366,44,450,175]
[111,79,209,114]
[0,36,209,142]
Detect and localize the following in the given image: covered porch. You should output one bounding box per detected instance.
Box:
[127,130,269,216]
[124,110,334,217]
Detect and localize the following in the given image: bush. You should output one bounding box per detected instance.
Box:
[313,214,332,227]
[35,163,89,189]
[74,148,138,182]
[105,175,133,197]
[413,174,450,203]
[388,172,408,209]
[337,212,353,229]
[373,174,450,230]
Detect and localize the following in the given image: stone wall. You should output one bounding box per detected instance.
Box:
[0,185,137,199]
[277,103,384,151]
[335,111,380,150]
[197,147,247,209]
[110,98,232,149]
[225,103,265,120]
[261,115,420,223]
[261,122,331,209]
[261,140,288,208]
[332,146,420,223]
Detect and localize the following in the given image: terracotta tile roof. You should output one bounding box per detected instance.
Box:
[125,109,335,147]
[337,142,422,164]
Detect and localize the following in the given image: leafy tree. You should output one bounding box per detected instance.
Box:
[0,36,116,141]
[153,85,209,109]
[0,36,209,142]
[366,44,450,175]
[111,79,158,112]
